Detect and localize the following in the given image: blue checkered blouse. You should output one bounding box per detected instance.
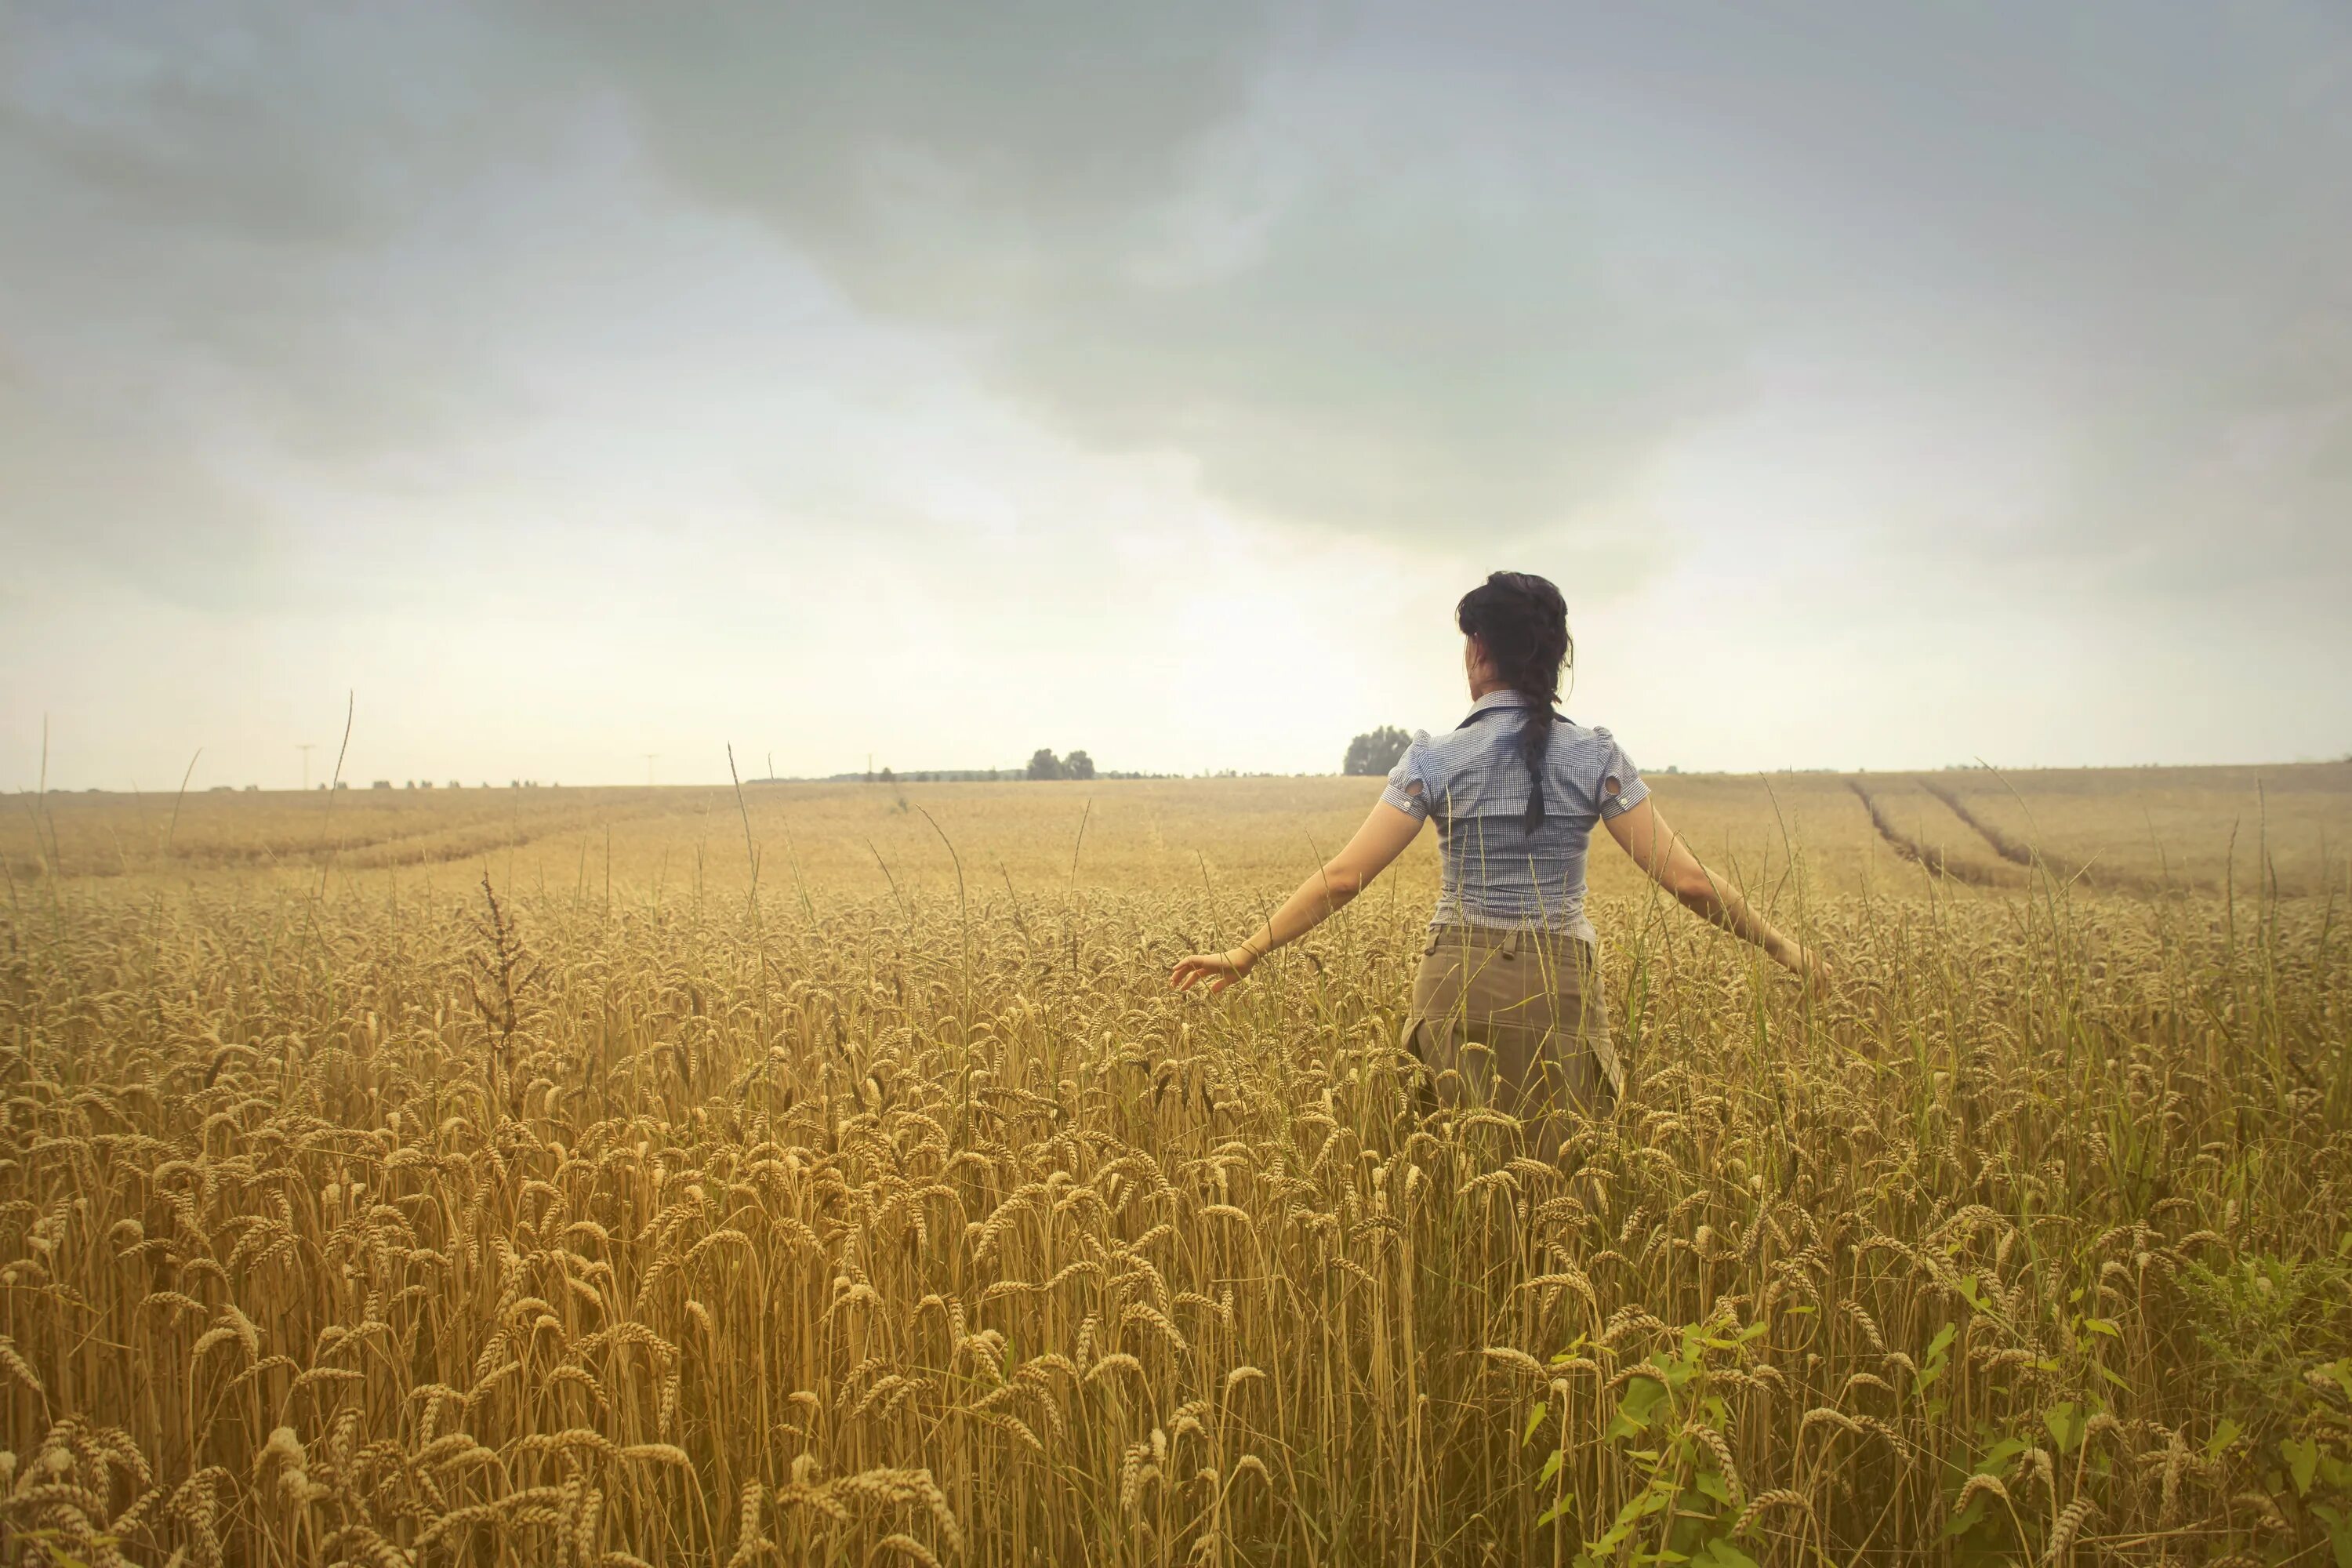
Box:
[1378,688,1648,937]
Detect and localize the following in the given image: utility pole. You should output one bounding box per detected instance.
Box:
[642,753,658,787]
[297,742,314,791]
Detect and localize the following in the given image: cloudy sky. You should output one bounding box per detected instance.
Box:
[4,1,2347,789]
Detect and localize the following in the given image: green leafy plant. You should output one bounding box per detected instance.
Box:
[2178,1247,2352,1559]
[1522,1314,1772,1567]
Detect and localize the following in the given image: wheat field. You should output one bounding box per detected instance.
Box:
[2,767,2348,1566]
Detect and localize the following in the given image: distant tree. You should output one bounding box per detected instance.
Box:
[1063,750,1096,781]
[1343,726,1412,777]
[879,767,895,786]
[1026,749,1062,781]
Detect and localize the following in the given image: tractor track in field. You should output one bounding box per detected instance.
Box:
[1915,778,2161,892]
[1847,779,2013,887]
[1918,779,2034,867]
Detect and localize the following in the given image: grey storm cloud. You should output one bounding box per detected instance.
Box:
[0,2,558,605]
[2,3,521,362]
[2,0,2347,579]
[546,0,2352,565]
[548,2,1762,537]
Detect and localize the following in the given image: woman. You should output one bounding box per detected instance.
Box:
[1171,571,1820,1138]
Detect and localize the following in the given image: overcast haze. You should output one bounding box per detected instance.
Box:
[5,1,2348,790]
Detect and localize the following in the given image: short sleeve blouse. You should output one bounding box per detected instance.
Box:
[1378,695,1650,933]
[1380,732,1437,822]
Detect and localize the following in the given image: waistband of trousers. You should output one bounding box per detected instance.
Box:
[1422,921,1596,958]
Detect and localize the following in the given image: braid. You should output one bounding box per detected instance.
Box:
[1455,572,1573,833]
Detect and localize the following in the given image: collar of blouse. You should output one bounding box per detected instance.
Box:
[1465,688,1535,716]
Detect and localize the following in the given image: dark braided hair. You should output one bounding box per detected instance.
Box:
[1456,571,1573,833]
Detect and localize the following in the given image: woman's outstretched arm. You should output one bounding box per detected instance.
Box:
[1171,800,1425,994]
[1604,797,1825,982]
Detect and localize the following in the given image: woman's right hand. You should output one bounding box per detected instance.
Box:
[1171,948,1258,995]
[1779,940,1832,989]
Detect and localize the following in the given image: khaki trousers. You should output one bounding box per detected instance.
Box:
[1402,924,1621,1152]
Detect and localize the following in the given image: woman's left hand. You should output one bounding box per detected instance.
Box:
[1171,948,1258,994]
